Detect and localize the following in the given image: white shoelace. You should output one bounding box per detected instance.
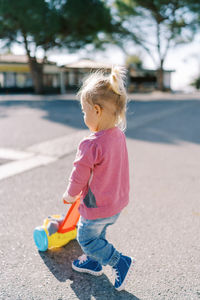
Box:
[112,267,120,282]
[78,254,88,264]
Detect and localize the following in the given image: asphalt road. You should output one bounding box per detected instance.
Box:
[0,94,200,300]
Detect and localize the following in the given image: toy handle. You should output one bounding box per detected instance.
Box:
[58,197,80,233]
[63,199,71,204]
[63,198,80,204]
[63,193,82,204]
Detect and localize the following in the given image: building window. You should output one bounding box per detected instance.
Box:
[16,74,26,87]
[16,73,33,87]
[5,72,16,87]
[52,74,59,87]
[68,71,75,86]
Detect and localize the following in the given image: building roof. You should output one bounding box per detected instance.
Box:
[0,54,56,65]
[64,59,112,70]
[0,54,28,64]
[129,63,175,73]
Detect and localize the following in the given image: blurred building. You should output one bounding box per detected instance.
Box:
[128,64,174,92]
[62,59,174,92]
[61,59,112,92]
[0,54,61,93]
[0,55,174,93]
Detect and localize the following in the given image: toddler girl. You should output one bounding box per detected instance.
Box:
[63,66,135,291]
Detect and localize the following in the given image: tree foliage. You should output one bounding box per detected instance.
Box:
[191,77,200,90]
[0,0,60,55]
[114,0,199,90]
[0,0,115,93]
[60,0,115,49]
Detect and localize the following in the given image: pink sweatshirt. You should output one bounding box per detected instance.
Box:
[67,127,130,220]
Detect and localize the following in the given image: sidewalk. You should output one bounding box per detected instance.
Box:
[0,91,200,101]
[0,93,78,101]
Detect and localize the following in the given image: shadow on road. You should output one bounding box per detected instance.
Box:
[0,99,85,129]
[39,240,140,300]
[0,99,199,145]
[126,100,200,144]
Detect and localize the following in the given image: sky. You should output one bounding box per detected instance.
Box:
[12,38,200,92]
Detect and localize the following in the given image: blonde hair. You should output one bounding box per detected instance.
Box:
[77,66,127,131]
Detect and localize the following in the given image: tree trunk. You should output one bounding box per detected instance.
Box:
[23,32,44,94]
[28,57,44,94]
[157,59,165,91]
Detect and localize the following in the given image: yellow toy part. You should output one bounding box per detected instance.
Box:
[45,227,77,249]
[33,199,80,252]
[43,215,77,249]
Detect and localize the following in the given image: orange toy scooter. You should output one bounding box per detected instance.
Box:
[33,198,80,251]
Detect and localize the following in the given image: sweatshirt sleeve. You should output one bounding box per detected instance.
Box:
[67,139,101,197]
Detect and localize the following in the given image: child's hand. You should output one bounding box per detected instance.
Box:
[62,191,81,204]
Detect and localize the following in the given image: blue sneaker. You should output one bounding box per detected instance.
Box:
[72,254,103,276]
[113,254,135,291]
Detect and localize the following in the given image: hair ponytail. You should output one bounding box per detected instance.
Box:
[110,66,127,131]
[110,66,126,95]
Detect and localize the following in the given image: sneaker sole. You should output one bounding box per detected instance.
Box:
[72,262,103,276]
[115,257,136,291]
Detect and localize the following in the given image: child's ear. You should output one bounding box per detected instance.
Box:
[94,104,102,116]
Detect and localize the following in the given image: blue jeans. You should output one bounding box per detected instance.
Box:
[77,214,120,267]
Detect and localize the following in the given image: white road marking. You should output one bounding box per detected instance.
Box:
[0,148,34,160]
[0,155,57,181]
[0,130,89,181]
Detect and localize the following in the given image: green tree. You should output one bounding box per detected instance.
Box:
[114,0,198,90]
[59,0,115,50]
[0,0,61,93]
[191,77,200,89]
[0,0,114,93]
